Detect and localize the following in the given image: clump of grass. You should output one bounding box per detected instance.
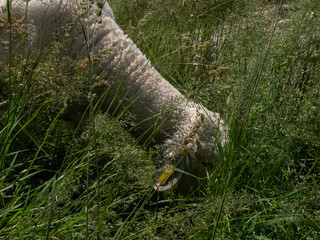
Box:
[1,0,319,239]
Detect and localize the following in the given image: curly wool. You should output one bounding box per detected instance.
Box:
[0,0,228,191]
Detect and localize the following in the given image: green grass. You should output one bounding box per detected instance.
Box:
[1,0,320,239]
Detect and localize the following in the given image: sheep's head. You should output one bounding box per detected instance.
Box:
[154,109,228,192]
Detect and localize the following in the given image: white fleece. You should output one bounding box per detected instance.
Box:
[0,0,228,191]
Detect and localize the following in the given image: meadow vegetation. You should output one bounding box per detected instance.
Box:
[0,0,319,239]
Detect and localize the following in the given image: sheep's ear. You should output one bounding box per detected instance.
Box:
[154,164,182,191]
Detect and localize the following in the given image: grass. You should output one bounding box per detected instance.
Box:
[1,0,320,239]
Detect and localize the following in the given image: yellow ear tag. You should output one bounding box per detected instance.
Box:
[156,164,175,186]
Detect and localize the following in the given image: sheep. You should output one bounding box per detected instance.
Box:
[0,0,228,192]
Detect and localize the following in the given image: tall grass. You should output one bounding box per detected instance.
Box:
[0,0,319,239]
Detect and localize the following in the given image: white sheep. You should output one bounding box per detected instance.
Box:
[0,0,228,192]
